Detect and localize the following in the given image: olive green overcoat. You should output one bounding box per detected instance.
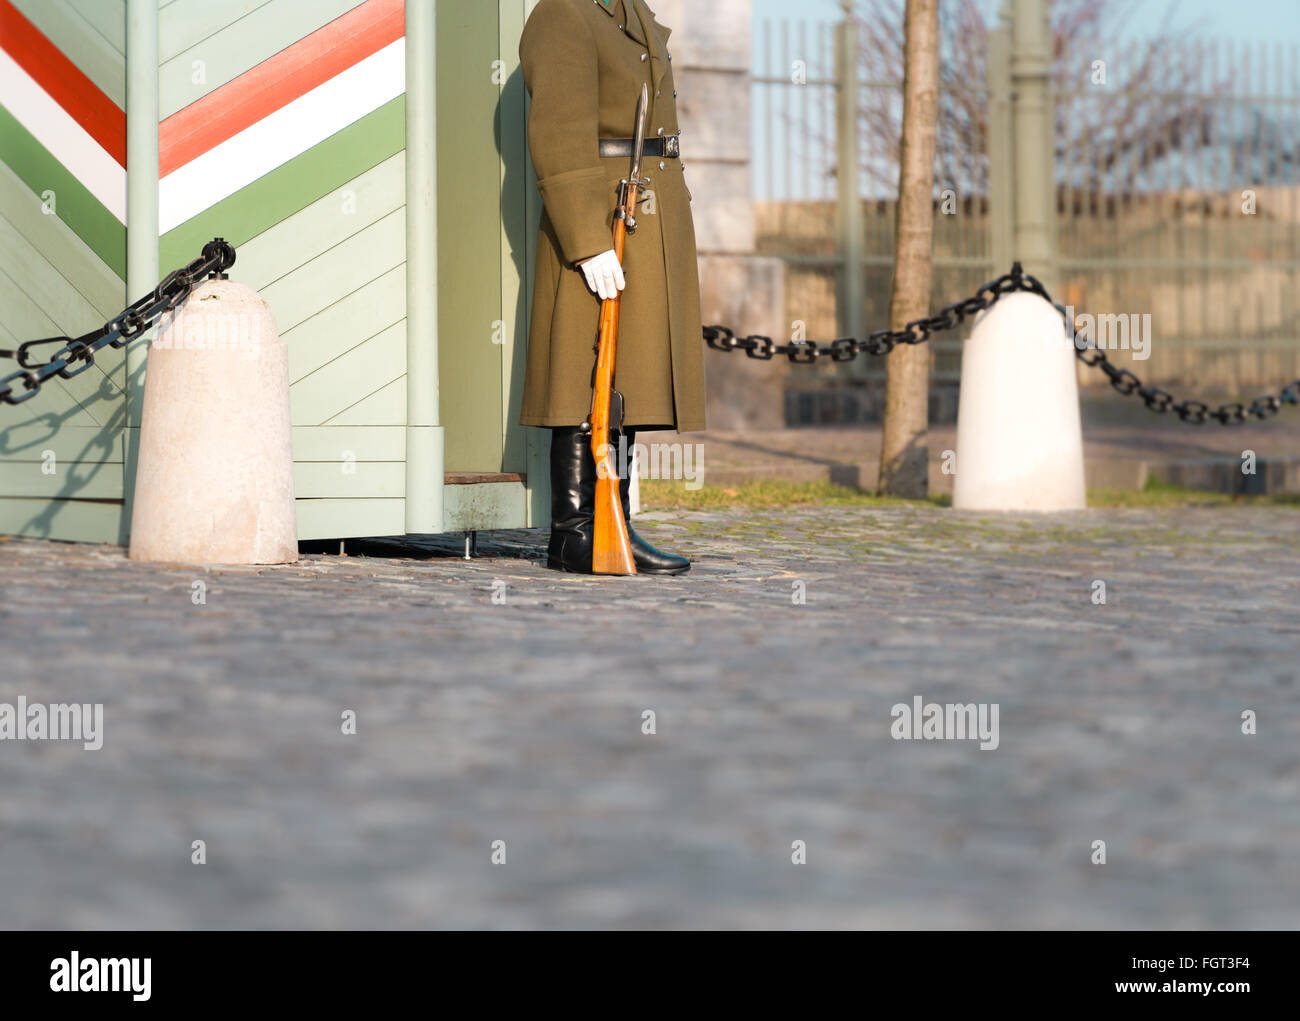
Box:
[518,0,706,431]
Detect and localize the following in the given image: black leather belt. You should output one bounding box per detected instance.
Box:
[599,135,681,159]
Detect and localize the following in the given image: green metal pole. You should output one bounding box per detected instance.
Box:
[835,0,864,370]
[122,0,158,543]
[405,0,444,534]
[1009,0,1055,292]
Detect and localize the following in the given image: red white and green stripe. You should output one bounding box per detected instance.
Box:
[0,0,406,278]
[158,0,404,234]
[0,0,127,275]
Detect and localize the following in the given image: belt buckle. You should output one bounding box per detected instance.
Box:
[663,134,680,159]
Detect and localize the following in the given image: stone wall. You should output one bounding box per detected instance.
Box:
[654,0,786,429]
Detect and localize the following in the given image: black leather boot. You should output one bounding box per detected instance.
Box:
[616,427,691,575]
[547,426,595,573]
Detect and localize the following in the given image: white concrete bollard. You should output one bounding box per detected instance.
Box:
[129,278,298,564]
[952,291,1087,511]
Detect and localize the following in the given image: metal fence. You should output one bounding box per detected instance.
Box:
[752,10,1300,413]
[1057,37,1300,389]
[752,12,994,399]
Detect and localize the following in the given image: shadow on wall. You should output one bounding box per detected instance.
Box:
[495,63,545,485]
[0,359,128,540]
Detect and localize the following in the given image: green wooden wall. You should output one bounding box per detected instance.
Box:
[436,0,548,527]
[11,0,126,106]
[0,0,546,544]
[158,0,364,118]
[0,0,127,543]
[437,0,504,472]
[228,149,410,541]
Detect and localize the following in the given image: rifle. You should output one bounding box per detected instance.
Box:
[585,83,650,575]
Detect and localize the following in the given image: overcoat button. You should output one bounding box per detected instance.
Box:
[641,53,647,61]
[657,127,664,135]
[659,160,666,170]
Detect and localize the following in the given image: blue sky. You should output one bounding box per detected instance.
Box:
[752,0,1300,41]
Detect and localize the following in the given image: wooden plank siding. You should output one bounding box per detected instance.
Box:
[157,0,366,118]
[10,0,126,107]
[436,0,503,472]
[0,0,127,540]
[153,0,409,540]
[2,0,543,543]
[0,497,124,544]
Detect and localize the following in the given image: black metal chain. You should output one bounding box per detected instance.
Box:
[9,247,1295,425]
[0,238,237,406]
[703,262,1300,426]
[1070,331,1299,425]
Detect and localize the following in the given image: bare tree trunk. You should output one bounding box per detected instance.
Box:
[878,0,939,498]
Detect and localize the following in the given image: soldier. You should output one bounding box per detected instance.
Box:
[519,0,705,575]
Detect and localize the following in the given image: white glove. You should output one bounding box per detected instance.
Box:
[578,249,626,301]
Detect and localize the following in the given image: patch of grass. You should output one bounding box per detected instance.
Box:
[638,479,952,511]
[1087,483,1234,508]
[640,476,1300,511]
[1090,476,1300,508]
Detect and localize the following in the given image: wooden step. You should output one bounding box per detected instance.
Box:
[444,472,525,485]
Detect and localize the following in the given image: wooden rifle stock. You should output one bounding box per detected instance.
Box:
[588,85,650,576]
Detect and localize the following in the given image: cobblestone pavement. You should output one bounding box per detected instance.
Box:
[1,504,1298,929]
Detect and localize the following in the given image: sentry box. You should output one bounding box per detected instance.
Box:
[0,0,547,544]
